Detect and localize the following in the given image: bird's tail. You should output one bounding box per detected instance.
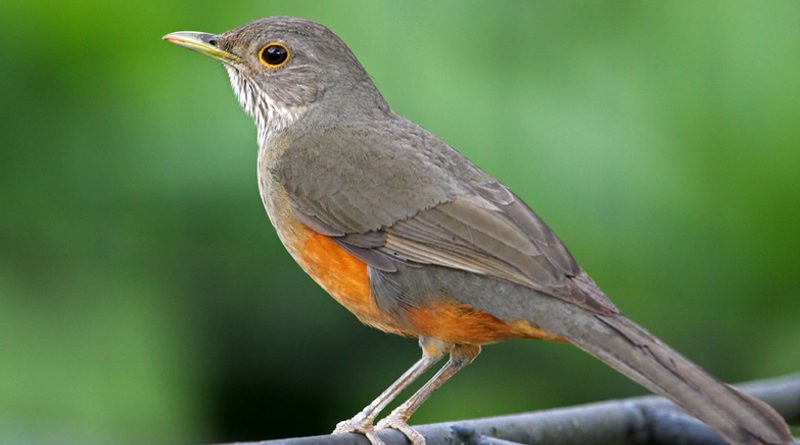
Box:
[558,310,793,445]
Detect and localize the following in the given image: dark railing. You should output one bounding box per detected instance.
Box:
[224,373,800,445]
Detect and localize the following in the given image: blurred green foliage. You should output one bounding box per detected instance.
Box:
[1,1,799,444]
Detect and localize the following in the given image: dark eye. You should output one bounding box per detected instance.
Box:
[258,43,291,68]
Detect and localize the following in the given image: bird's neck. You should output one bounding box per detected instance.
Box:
[225,67,308,148]
[253,100,307,150]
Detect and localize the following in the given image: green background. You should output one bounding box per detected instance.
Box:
[1,1,798,444]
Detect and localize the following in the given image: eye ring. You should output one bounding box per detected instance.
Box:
[258,42,291,68]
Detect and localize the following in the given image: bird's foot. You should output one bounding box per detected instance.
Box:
[376,412,425,445]
[333,414,385,445]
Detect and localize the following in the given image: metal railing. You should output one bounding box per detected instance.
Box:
[224,373,800,445]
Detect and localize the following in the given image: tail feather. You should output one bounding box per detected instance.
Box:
[562,311,792,445]
[454,267,792,444]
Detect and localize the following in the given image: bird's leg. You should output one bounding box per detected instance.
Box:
[375,344,481,445]
[332,337,451,445]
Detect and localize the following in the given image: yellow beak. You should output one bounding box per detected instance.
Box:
[162,31,241,64]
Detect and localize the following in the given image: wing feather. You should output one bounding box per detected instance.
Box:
[274,120,617,313]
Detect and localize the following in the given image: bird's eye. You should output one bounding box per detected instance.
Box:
[258,43,291,68]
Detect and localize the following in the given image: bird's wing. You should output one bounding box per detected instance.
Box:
[274,119,617,314]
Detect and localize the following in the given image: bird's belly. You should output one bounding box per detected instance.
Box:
[291,226,414,336]
[404,299,563,345]
[283,222,543,343]
[259,178,413,336]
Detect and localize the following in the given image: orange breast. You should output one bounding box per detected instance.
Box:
[286,220,414,336]
[281,211,562,344]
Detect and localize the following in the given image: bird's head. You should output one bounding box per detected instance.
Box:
[164,16,388,136]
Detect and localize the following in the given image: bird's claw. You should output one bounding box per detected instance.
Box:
[376,412,425,445]
[333,416,386,445]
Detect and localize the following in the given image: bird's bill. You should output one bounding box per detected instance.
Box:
[162,31,241,63]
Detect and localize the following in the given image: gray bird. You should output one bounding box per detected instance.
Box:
[163,16,793,445]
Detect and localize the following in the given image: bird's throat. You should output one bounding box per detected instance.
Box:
[225,67,307,147]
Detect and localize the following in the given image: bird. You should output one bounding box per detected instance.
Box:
[163,16,793,445]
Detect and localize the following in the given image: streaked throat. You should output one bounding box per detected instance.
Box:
[225,67,307,147]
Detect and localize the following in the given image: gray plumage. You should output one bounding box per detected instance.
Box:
[166,15,794,445]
